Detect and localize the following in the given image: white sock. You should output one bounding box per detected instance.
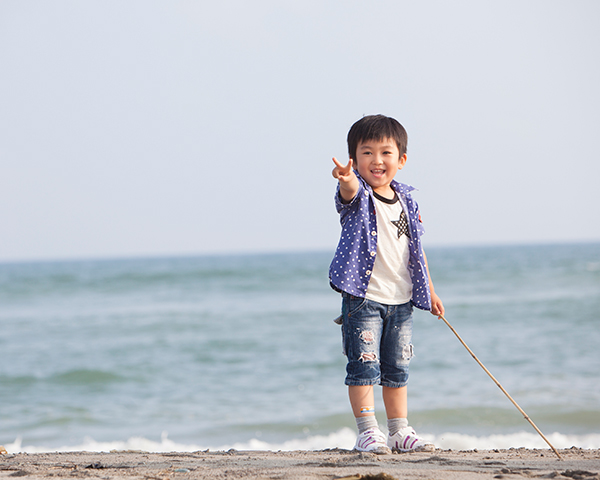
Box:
[356,416,378,434]
[387,417,408,436]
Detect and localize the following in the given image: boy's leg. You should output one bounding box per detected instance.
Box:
[383,385,434,452]
[382,385,409,435]
[344,300,390,453]
[349,385,375,418]
[349,385,379,433]
[380,303,434,452]
[342,294,382,420]
[342,296,391,454]
[382,385,407,419]
[348,385,391,454]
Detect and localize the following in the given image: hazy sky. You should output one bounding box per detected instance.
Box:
[1,1,599,262]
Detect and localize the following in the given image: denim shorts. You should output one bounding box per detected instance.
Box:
[341,293,414,388]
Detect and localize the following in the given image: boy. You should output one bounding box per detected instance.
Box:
[330,114,444,454]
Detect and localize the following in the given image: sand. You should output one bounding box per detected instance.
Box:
[1,448,599,479]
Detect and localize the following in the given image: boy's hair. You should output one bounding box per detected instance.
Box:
[347,114,408,159]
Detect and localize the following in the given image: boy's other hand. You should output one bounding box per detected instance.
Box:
[430,292,445,317]
[332,157,354,182]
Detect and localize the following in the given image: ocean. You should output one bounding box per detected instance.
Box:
[1,243,599,453]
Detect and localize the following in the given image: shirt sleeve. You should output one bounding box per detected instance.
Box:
[335,177,365,214]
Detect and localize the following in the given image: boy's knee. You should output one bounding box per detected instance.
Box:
[400,343,414,361]
[358,352,378,363]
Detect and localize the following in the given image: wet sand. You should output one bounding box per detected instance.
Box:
[1,448,599,479]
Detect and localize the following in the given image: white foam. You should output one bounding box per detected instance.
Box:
[3,429,357,454]
[5,429,600,454]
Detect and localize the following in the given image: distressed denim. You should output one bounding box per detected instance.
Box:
[342,293,414,388]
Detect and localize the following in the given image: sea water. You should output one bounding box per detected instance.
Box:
[1,243,599,453]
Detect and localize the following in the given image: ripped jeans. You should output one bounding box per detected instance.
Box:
[341,293,414,388]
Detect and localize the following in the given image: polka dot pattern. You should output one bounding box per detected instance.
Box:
[329,173,432,311]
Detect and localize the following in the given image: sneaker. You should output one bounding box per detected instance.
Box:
[387,426,435,452]
[354,428,392,454]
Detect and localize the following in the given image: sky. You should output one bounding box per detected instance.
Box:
[1,1,599,262]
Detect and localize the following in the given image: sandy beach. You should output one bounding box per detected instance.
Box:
[1,448,598,479]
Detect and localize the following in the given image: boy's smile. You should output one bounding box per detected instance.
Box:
[354,138,407,197]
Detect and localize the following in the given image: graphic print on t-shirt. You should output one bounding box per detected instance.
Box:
[391,210,410,239]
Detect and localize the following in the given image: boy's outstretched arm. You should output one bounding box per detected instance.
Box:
[423,251,445,317]
[332,157,359,203]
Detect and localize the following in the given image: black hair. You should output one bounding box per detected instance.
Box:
[347,114,408,159]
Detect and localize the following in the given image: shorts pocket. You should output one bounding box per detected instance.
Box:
[343,295,367,319]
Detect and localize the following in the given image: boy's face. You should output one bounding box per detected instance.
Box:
[353,137,407,195]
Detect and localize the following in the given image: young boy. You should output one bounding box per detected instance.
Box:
[330,114,444,454]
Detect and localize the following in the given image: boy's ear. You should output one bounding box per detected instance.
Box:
[398,153,408,169]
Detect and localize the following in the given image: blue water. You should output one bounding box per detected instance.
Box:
[1,243,599,452]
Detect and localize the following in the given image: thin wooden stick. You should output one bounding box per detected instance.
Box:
[438,314,562,460]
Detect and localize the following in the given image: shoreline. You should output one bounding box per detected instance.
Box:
[1,448,599,479]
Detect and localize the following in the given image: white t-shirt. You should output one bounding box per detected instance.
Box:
[365,191,413,305]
